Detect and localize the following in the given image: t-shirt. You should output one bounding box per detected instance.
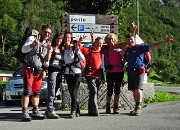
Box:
[125,44,149,71]
[105,48,124,73]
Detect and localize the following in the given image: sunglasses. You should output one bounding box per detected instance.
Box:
[44,31,51,35]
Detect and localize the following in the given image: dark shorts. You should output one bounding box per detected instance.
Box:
[128,73,145,91]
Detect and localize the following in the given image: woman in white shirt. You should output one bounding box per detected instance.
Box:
[62,32,85,118]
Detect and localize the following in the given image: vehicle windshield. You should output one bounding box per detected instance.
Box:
[13,67,22,77]
[12,67,48,79]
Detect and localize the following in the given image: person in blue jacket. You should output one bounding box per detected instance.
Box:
[124,30,173,116]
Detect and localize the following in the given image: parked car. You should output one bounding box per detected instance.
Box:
[5,67,48,105]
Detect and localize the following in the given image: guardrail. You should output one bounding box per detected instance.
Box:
[60,82,154,110]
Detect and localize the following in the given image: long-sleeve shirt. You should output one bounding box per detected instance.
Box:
[64,45,85,74]
[80,46,102,78]
[21,36,48,70]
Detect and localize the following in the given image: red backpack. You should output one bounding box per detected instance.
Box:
[79,58,86,70]
[136,45,151,73]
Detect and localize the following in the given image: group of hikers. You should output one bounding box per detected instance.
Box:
[20,22,173,122]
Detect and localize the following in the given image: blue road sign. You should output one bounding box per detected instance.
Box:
[78,25,84,31]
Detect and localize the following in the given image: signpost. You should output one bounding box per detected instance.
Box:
[62,13,118,43]
[69,15,95,24]
[70,24,110,33]
[72,33,107,43]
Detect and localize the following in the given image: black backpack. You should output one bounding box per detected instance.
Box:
[15,27,39,66]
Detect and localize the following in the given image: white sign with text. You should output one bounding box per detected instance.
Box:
[69,15,95,24]
[72,33,107,43]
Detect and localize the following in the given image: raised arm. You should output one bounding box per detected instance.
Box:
[90,30,95,44]
[131,21,137,35]
[118,22,137,49]
[148,35,174,50]
[119,42,128,49]
[79,34,86,43]
[79,30,94,44]
[44,41,53,69]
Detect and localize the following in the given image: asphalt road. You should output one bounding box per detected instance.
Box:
[154,86,180,94]
[0,100,180,130]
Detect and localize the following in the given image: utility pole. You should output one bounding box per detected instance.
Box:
[136,0,148,83]
[136,0,139,35]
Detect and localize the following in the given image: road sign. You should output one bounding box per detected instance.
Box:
[72,33,107,43]
[70,24,110,33]
[135,34,144,44]
[69,15,95,24]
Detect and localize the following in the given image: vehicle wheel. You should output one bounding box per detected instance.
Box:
[5,97,14,105]
[0,88,3,101]
[0,93,3,101]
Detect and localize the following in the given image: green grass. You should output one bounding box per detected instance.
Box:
[144,90,180,103]
[147,70,180,86]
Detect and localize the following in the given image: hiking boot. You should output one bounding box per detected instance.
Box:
[88,110,100,117]
[69,111,76,118]
[113,103,119,114]
[32,108,46,120]
[45,110,59,119]
[22,111,31,122]
[130,106,142,116]
[75,104,80,117]
[76,110,80,117]
[106,103,111,114]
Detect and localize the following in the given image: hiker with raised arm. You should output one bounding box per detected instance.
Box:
[124,22,174,116]
[79,31,104,116]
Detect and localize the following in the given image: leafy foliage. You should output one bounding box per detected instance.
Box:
[0,0,179,83]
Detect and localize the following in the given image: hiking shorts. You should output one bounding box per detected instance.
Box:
[128,73,145,91]
[22,66,42,97]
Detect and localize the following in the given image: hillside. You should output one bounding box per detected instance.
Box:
[146,0,180,7]
[0,0,179,83]
[137,0,180,83]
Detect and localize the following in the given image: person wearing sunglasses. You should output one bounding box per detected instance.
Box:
[21,24,52,122]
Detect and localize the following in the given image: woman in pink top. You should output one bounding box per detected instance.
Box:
[103,33,124,114]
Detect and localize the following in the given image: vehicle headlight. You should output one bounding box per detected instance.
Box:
[41,81,47,89]
[5,81,12,90]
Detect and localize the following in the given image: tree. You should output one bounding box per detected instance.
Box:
[0,0,22,54]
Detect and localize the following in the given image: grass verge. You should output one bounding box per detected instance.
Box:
[144,90,180,103]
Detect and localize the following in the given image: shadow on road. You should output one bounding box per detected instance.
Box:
[0,113,22,122]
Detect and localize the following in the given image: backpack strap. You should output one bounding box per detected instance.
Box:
[72,46,82,69]
[63,46,81,74]
[85,49,93,69]
[104,46,109,66]
[135,44,144,64]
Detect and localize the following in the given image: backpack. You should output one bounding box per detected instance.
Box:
[15,27,39,66]
[74,50,86,71]
[125,44,151,73]
[142,51,151,73]
[62,46,86,74]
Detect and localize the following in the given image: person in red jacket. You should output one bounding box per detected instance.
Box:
[79,33,104,116]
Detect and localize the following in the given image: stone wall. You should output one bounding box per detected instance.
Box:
[60,82,154,110]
